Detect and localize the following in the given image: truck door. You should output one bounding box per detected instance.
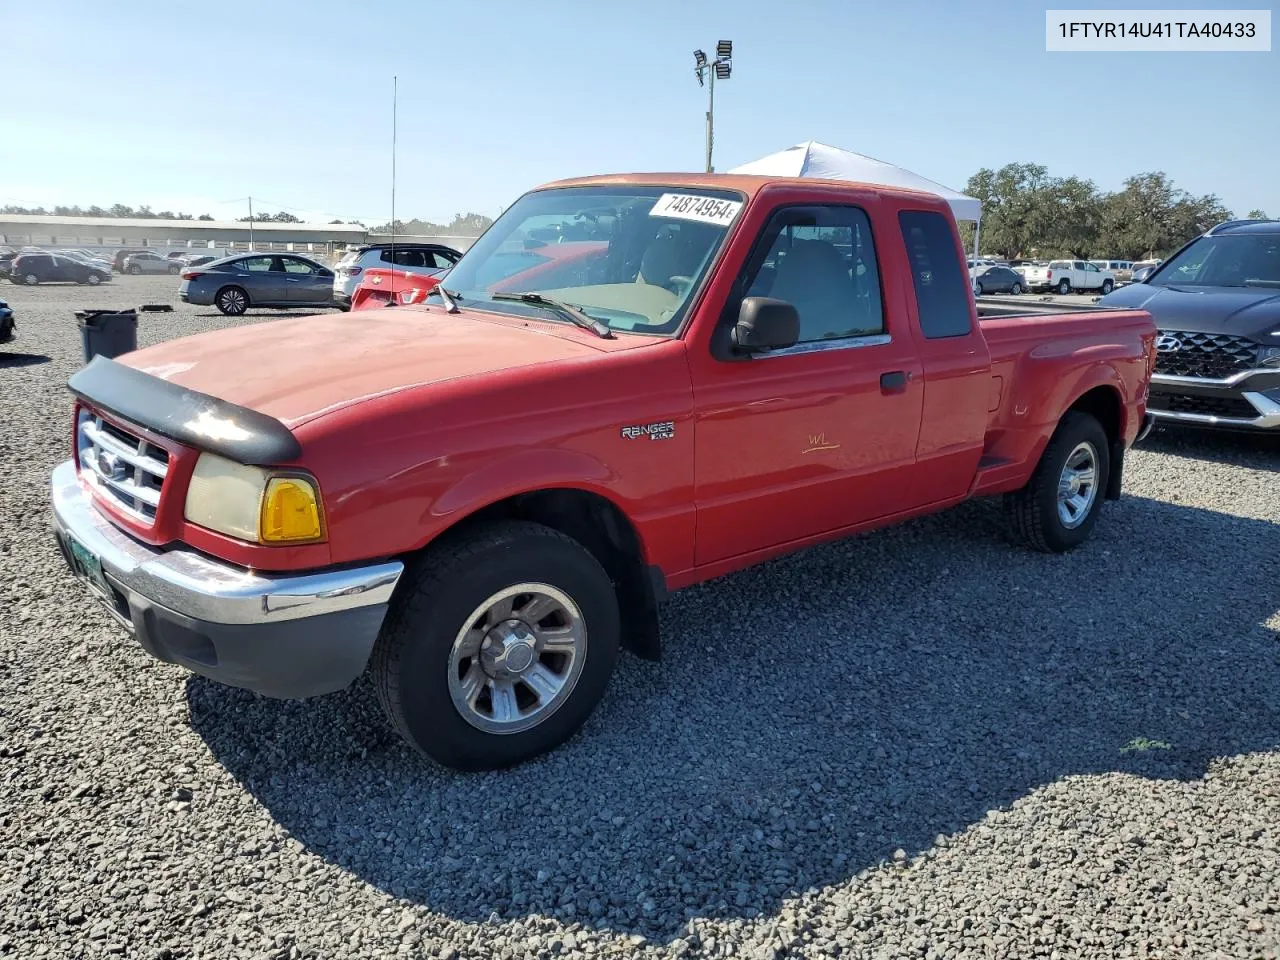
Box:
[896,209,993,506]
[689,201,925,566]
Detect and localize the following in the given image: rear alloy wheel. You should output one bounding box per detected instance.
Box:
[215,286,249,316]
[1057,278,1071,295]
[169,264,181,275]
[128,265,142,275]
[23,274,39,286]
[86,273,101,286]
[372,520,620,770]
[973,281,984,296]
[1004,410,1110,553]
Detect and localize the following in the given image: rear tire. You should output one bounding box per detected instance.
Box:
[128,265,142,275]
[214,286,249,316]
[86,274,101,286]
[1056,278,1071,295]
[372,520,621,771]
[1004,411,1110,553]
[168,264,181,275]
[974,281,984,296]
[22,274,38,286]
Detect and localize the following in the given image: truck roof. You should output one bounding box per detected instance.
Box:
[537,172,953,208]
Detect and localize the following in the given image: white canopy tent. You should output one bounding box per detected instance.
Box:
[729,141,983,255]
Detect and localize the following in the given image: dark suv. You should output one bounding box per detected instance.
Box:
[9,253,112,286]
[1099,219,1280,432]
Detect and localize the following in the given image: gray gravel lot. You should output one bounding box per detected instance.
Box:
[2,275,1278,959]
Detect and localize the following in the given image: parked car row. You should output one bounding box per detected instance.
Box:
[1017,260,1116,295]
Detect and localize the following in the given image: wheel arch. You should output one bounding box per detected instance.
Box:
[413,481,664,661]
[1065,382,1126,500]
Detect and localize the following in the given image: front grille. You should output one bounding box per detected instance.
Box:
[76,410,170,523]
[1154,330,1260,379]
[1148,390,1259,420]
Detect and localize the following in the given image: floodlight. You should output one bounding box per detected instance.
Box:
[715,62,731,79]
[716,40,732,59]
[694,49,707,66]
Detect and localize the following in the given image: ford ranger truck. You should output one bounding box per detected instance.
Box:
[51,174,1156,770]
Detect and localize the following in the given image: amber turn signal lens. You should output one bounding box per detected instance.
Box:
[260,476,324,543]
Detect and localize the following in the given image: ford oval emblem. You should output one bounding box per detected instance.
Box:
[1154,334,1183,353]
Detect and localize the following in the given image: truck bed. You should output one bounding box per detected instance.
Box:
[976,295,1108,320]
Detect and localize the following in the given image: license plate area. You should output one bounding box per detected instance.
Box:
[67,534,113,600]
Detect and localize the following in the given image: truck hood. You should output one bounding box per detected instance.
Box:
[120,307,623,427]
[1098,283,1280,340]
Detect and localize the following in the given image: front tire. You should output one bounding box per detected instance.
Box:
[1100,279,1114,294]
[1056,278,1071,295]
[128,265,142,275]
[1004,411,1110,553]
[973,281,984,296]
[214,286,249,315]
[1011,282,1022,295]
[22,274,38,286]
[86,273,101,286]
[372,521,621,771]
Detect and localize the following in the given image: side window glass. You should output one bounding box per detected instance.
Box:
[898,210,972,339]
[737,205,884,344]
[282,258,315,274]
[240,257,273,272]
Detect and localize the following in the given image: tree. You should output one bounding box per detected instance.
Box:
[1100,173,1230,259]
[198,214,214,221]
[1047,176,1104,257]
[1246,208,1267,219]
[965,163,1059,258]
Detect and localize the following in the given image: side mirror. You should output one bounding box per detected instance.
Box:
[733,296,800,353]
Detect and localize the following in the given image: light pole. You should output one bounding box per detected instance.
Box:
[694,41,732,173]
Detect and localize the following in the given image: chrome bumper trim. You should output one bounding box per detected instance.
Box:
[1152,368,1280,389]
[1149,391,1280,430]
[50,460,403,625]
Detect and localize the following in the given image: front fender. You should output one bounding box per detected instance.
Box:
[420,447,628,546]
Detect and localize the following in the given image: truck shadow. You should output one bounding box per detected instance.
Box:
[187,493,1280,942]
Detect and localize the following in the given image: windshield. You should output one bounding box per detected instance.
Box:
[443,185,744,335]
[1150,233,1280,287]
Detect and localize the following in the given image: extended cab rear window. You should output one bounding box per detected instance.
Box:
[898,211,972,339]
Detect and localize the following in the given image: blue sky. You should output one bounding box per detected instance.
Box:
[2,0,1276,223]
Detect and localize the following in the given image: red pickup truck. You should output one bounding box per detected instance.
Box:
[51,174,1156,770]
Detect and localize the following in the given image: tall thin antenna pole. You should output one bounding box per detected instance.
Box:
[390,75,397,281]
[248,195,255,251]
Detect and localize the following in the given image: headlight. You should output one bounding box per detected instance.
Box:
[1259,344,1280,368]
[184,453,325,544]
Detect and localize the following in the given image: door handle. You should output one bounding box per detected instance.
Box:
[286,278,300,283]
[880,371,909,394]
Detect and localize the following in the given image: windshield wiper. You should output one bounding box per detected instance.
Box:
[491,292,614,339]
[425,285,460,313]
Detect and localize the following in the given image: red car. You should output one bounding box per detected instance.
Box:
[349,267,442,310]
[51,173,1155,770]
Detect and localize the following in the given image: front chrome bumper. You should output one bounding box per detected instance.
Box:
[1150,369,1280,430]
[50,460,404,698]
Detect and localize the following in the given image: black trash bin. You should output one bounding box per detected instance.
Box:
[75,304,171,363]
[76,309,138,362]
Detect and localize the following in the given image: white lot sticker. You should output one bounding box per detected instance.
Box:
[650,193,743,227]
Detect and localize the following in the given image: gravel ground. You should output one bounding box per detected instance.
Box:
[2,275,1278,959]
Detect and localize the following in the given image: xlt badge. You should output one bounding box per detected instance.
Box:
[621,421,675,441]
